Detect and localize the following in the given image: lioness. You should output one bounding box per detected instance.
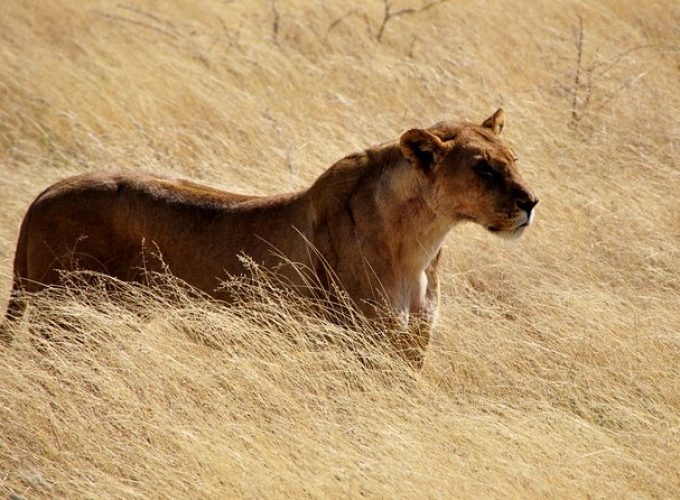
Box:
[5,109,537,367]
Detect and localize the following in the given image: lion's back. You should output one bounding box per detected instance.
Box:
[14,172,315,293]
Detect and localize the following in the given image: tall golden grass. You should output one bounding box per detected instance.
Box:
[1,0,678,497]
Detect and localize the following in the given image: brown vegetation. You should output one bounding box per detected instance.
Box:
[0,0,678,497]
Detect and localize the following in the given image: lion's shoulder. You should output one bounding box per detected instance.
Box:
[308,142,402,214]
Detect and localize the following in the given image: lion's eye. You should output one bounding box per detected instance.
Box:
[474,160,498,181]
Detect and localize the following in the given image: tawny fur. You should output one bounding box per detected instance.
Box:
[6,110,537,367]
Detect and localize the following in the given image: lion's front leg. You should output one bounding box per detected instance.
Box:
[367,304,433,370]
[403,302,438,370]
[361,251,442,369]
[388,283,440,370]
[395,252,441,369]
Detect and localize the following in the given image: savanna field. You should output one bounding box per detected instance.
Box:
[1,0,679,497]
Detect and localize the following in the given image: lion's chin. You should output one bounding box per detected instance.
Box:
[487,222,528,240]
[487,210,534,240]
[498,225,527,240]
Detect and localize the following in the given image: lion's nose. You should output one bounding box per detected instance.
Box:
[516,197,538,214]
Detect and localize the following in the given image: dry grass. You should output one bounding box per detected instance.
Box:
[1,0,679,497]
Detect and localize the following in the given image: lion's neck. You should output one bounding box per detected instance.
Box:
[373,160,451,275]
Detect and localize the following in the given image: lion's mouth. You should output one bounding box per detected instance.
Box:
[488,210,534,234]
[487,220,530,239]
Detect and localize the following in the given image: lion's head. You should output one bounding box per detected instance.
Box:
[399,109,538,239]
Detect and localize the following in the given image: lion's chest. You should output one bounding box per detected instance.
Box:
[395,271,429,314]
[390,271,438,343]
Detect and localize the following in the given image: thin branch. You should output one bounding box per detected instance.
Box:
[116,4,177,32]
[325,9,373,41]
[592,72,647,112]
[569,15,585,128]
[327,9,358,35]
[377,0,390,41]
[377,0,448,41]
[94,11,180,41]
[567,15,652,129]
[589,44,656,77]
[407,35,418,58]
[269,0,280,45]
[210,15,242,52]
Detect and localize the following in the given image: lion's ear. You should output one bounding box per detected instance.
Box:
[399,129,445,171]
[481,108,505,135]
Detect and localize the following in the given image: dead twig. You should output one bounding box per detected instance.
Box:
[568,15,652,130]
[589,44,656,77]
[207,15,242,53]
[592,71,647,112]
[327,9,358,35]
[569,15,586,128]
[269,0,280,45]
[377,0,448,42]
[325,9,373,41]
[116,4,178,33]
[407,35,419,58]
[93,11,180,41]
